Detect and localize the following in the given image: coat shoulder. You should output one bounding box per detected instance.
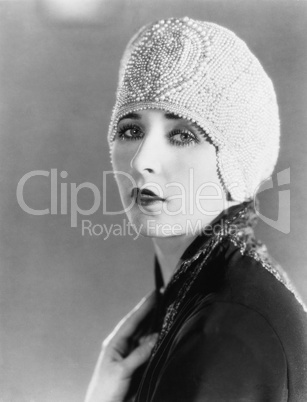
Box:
[186,235,307,401]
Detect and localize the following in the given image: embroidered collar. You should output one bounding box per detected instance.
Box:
[180,199,257,263]
[151,200,262,358]
[151,198,307,360]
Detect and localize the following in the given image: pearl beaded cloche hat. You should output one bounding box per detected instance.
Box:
[108,17,280,202]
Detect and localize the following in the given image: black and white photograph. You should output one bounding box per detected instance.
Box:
[1,0,307,401]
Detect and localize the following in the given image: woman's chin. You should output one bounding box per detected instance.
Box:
[126,213,175,238]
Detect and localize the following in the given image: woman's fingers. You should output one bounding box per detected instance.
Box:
[106,291,157,346]
[85,294,159,402]
[123,333,159,374]
[85,333,159,402]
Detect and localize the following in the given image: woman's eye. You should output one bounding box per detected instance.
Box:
[169,130,199,146]
[117,124,143,140]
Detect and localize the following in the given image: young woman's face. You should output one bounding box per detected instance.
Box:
[111,109,232,237]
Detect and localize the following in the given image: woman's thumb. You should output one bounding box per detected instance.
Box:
[124,333,159,372]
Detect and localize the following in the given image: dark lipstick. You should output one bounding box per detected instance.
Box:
[131,187,165,205]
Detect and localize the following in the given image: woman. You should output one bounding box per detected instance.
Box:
[86,17,307,401]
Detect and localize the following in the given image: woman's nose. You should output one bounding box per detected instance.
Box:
[130,132,162,175]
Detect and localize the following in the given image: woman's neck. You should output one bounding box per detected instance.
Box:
[151,200,242,287]
[152,234,198,287]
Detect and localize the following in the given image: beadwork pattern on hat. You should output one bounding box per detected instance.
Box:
[108,17,280,202]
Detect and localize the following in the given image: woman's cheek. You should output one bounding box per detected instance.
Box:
[111,146,124,171]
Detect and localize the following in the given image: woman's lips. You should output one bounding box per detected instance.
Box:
[131,187,166,206]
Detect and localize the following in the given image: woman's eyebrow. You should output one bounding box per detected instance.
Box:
[118,112,141,123]
[164,112,181,120]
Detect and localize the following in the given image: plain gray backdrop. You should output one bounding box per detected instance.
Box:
[1,0,307,400]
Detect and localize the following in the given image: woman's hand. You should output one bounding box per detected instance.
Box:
[85,292,158,402]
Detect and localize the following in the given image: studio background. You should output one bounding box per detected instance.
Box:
[0,0,306,400]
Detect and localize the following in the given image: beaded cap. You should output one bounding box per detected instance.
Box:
[108,17,280,201]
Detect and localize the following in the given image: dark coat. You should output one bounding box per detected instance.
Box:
[133,201,307,402]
